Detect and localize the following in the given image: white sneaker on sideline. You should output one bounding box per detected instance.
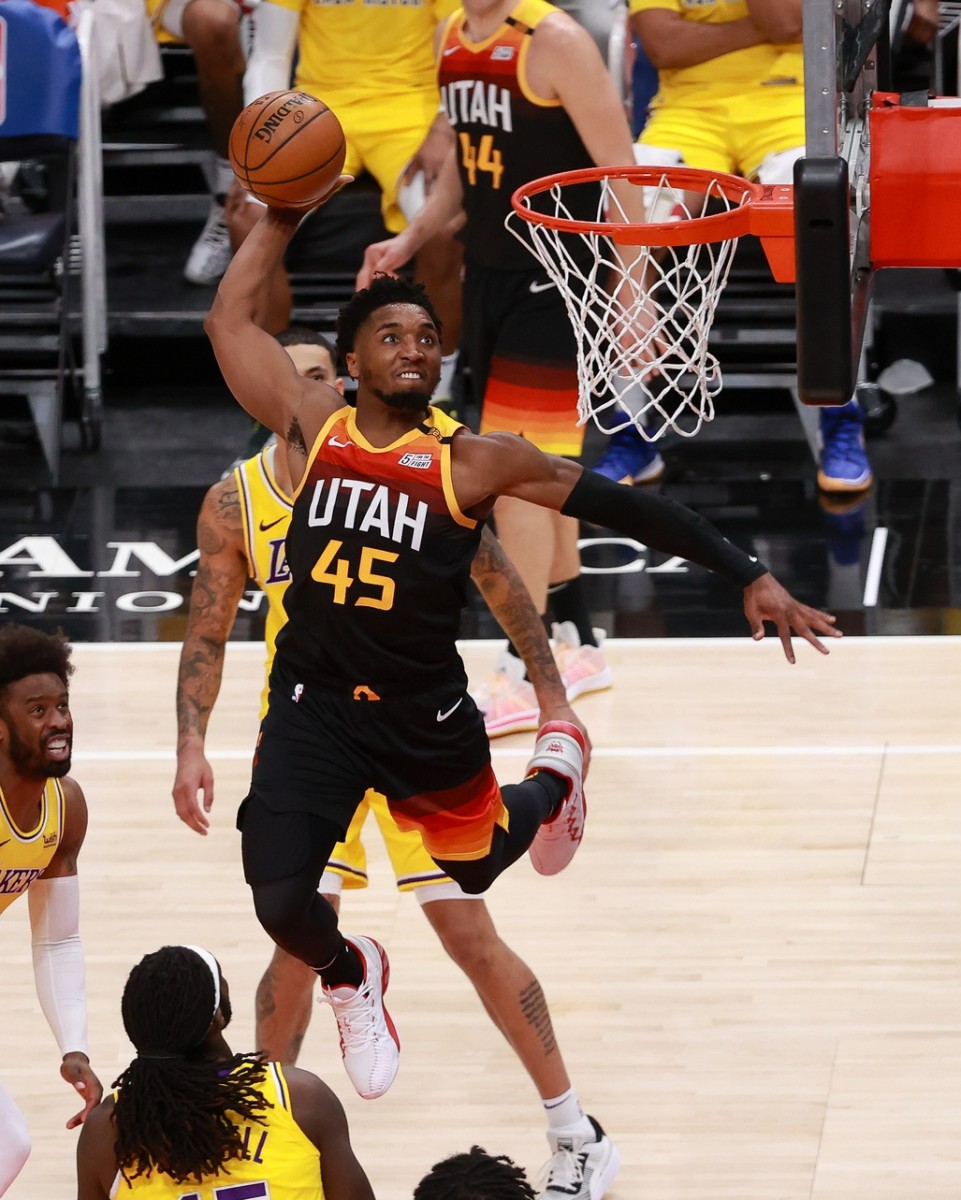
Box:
[321,934,399,1099]
[184,202,232,286]
[552,622,613,702]
[471,650,540,737]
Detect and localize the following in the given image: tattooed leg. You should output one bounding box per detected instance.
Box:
[421,896,569,1099]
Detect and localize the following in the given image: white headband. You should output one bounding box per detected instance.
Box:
[182,944,221,1026]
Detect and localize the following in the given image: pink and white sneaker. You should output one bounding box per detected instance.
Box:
[471,651,540,737]
[321,934,400,1099]
[552,622,613,702]
[527,720,587,875]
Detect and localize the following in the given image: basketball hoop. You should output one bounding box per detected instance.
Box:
[507,165,794,441]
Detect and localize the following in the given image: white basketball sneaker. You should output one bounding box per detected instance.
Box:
[321,934,399,1099]
[527,720,587,875]
[538,1116,622,1199]
[184,201,232,286]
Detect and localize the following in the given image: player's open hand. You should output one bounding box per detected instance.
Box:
[743,572,842,663]
[173,745,215,835]
[61,1053,102,1129]
[357,233,415,290]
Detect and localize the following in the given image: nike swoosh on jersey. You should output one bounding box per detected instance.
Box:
[529,280,555,294]
[0,839,10,850]
[436,697,464,722]
[259,516,286,532]
[329,436,354,448]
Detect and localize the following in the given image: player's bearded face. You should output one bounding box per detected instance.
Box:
[0,677,73,778]
[356,305,442,409]
[6,718,73,778]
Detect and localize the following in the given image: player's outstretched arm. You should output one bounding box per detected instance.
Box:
[174,478,250,834]
[470,526,589,755]
[30,779,103,1128]
[453,433,840,662]
[557,467,840,661]
[285,1067,375,1200]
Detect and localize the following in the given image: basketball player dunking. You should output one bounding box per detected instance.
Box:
[205,203,840,1120]
[0,624,102,1194]
[173,327,621,1194]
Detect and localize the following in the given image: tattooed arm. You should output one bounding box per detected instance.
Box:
[173,477,250,835]
[469,526,589,757]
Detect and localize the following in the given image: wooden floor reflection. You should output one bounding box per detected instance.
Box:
[5,637,961,1199]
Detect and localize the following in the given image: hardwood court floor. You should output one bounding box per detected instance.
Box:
[4,637,961,1199]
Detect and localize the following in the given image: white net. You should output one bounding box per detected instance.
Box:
[507,171,752,442]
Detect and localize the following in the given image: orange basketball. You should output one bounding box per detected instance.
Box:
[229,90,347,209]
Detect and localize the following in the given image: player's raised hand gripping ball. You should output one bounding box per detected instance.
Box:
[229,90,347,209]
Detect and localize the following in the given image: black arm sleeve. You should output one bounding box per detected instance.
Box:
[561,469,768,589]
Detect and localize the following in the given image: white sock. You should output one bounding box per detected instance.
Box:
[612,369,651,422]
[544,1087,588,1133]
[435,352,458,403]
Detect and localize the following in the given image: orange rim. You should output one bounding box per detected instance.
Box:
[510,164,795,249]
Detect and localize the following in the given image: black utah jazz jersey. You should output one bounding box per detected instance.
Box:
[437,0,598,269]
[277,405,484,696]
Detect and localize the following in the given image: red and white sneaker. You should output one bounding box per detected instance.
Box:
[552,622,613,702]
[527,720,587,875]
[321,935,399,1099]
[470,651,540,737]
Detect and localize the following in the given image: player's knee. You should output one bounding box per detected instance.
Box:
[250,879,303,945]
[181,0,240,55]
[440,927,500,974]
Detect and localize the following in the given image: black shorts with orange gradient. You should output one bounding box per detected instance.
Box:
[241,658,508,878]
[461,260,585,457]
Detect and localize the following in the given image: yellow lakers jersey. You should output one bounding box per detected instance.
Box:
[629,0,803,102]
[0,777,65,917]
[235,443,292,718]
[112,1061,323,1198]
[263,0,457,103]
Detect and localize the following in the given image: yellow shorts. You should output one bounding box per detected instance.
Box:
[639,84,805,180]
[323,789,462,893]
[294,85,438,232]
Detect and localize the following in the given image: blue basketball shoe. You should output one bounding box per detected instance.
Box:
[591,425,665,485]
[817,400,873,493]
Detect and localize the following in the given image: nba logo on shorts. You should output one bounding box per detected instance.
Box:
[0,17,7,126]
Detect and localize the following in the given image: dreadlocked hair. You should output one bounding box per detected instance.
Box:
[413,1146,536,1200]
[0,623,73,696]
[112,946,271,1184]
[336,273,443,356]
